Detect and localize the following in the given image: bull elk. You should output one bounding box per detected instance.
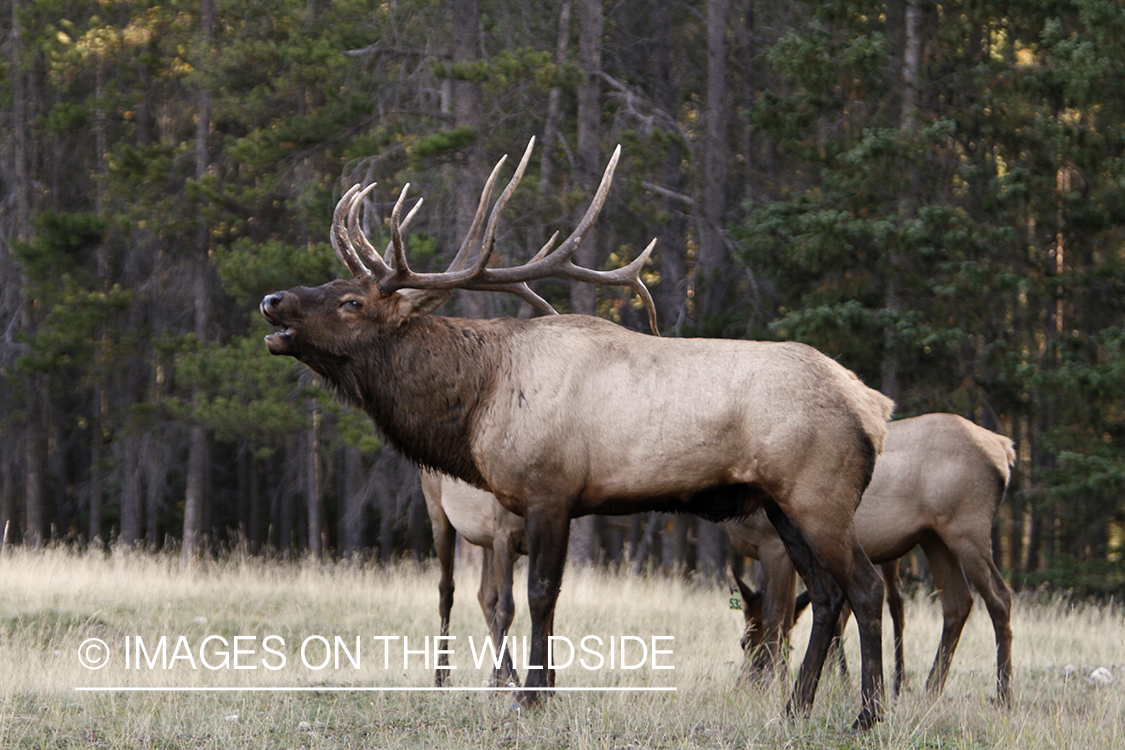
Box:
[421,470,526,688]
[260,138,895,729]
[725,413,1014,705]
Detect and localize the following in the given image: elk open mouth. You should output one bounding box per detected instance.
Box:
[260,301,295,354]
[264,326,294,354]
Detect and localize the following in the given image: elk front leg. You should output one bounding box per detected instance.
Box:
[517,506,570,708]
[475,548,503,687]
[757,547,799,680]
[432,504,457,688]
[881,561,906,697]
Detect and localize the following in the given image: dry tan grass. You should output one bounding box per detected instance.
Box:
[0,548,1121,748]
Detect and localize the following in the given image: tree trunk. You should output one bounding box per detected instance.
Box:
[305,401,325,558]
[183,0,215,561]
[695,0,731,328]
[120,436,143,547]
[10,0,31,237]
[881,0,922,404]
[248,448,262,552]
[0,436,16,545]
[565,0,606,567]
[89,390,104,547]
[571,0,603,319]
[144,432,165,551]
[529,0,573,272]
[696,521,728,582]
[662,514,689,574]
[182,426,208,558]
[540,1,573,193]
[374,452,397,562]
[11,0,46,548]
[649,0,690,333]
[338,446,366,557]
[450,0,489,320]
[739,0,757,206]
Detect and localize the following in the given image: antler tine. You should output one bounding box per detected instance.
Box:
[541,143,621,265]
[331,185,372,278]
[388,183,413,277]
[462,144,621,288]
[470,137,536,277]
[529,231,559,264]
[455,138,563,312]
[465,282,558,316]
[466,236,660,335]
[451,143,661,333]
[445,154,509,273]
[383,197,424,266]
[331,141,658,334]
[609,239,659,336]
[343,184,395,277]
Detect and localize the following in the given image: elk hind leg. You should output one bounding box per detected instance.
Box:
[920,536,973,698]
[956,541,1013,706]
[772,500,886,731]
[764,503,849,718]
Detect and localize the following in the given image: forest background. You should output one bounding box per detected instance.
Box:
[1,0,1122,596]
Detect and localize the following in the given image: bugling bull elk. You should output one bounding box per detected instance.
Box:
[421,470,526,688]
[261,138,896,729]
[725,413,1014,705]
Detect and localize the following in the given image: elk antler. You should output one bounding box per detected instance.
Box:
[329,138,659,335]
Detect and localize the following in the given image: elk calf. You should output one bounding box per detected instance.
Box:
[421,470,525,688]
[262,139,894,729]
[726,413,1014,705]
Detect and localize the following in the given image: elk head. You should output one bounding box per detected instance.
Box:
[261,138,658,372]
[734,572,765,653]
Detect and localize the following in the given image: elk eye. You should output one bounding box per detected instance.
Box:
[342,299,363,311]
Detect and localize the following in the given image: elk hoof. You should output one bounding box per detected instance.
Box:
[989,693,1013,709]
[850,707,884,733]
[515,689,551,710]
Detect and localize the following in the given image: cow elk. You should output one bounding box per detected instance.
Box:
[726,413,1015,705]
[261,138,895,729]
[421,470,525,688]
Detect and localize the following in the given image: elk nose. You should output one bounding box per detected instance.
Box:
[261,293,288,322]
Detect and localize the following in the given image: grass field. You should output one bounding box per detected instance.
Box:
[0,548,1121,749]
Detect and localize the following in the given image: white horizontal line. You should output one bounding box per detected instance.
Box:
[75,686,676,693]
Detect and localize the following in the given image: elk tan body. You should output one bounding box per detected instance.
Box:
[726,413,1015,704]
[421,470,525,687]
[261,140,895,729]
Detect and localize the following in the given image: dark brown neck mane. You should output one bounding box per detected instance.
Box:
[300,315,515,488]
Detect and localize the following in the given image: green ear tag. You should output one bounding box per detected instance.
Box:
[728,586,742,610]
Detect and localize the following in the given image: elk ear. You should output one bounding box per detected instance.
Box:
[733,570,762,615]
[398,289,451,317]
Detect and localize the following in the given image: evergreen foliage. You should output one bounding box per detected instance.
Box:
[0,0,1121,592]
